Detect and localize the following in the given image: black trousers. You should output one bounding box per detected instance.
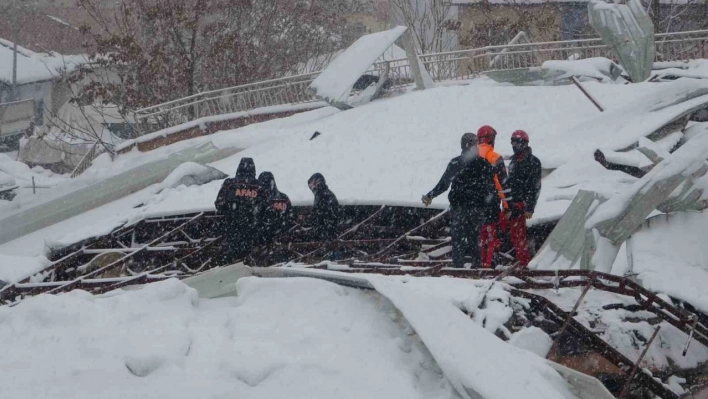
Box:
[219,219,256,265]
[450,206,485,269]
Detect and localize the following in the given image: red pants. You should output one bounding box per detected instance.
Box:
[508,205,531,267]
[480,222,499,269]
[480,208,531,268]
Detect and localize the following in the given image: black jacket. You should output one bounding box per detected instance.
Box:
[310,182,340,241]
[504,147,542,214]
[257,172,294,242]
[426,150,475,200]
[448,156,499,221]
[215,158,266,229]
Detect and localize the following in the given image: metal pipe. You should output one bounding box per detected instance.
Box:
[618,325,662,399]
[133,72,321,114]
[571,76,604,112]
[547,280,594,361]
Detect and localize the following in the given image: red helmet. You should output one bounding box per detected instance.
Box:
[511,130,530,142]
[477,125,497,144]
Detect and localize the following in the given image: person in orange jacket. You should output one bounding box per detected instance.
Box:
[476,125,509,268]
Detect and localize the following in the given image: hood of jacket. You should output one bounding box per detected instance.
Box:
[236,158,256,180]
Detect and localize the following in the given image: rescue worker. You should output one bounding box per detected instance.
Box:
[256,171,294,245]
[476,125,509,268]
[307,173,341,241]
[422,133,499,268]
[214,157,265,263]
[503,130,542,267]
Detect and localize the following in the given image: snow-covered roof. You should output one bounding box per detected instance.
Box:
[310,26,407,103]
[654,59,708,80]
[0,38,87,85]
[5,75,708,256]
[296,43,408,74]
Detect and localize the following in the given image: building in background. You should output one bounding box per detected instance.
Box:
[0,39,88,145]
[347,0,394,35]
[454,0,708,48]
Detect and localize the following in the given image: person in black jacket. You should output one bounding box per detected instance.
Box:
[214,157,266,263]
[423,133,499,268]
[503,130,542,267]
[307,173,340,241]
[256,171,294,246]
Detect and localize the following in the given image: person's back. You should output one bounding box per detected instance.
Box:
[308,173,340,241]
[214,157,265,260]
[256,171,294,245]
[423,133,498,268]
[477,126,508,204]
[476,125,509,268]
[215,158,263,221]
[448,156,498,214]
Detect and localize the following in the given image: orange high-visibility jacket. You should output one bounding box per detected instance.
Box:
[479,144,509,210]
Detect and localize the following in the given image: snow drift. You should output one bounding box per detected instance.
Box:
[0,277,457,399]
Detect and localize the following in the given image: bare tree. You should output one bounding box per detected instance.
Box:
[458,1,593,49]
[650,0,708,33]
[390,0,460,53]
[71,0,370,113]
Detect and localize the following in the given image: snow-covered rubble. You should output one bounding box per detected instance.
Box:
[309,26,407,105]
[537,287,708,371]
[0,277,459,399]
[0,170,16,188]
[612,211,708,314]
[654,59,708,81]
[0,152,68,215]
[587,129,708,229]
[161,162,228,190]
[370,277,578,399]
[0,254,50,283]
[3,77,706,258]
[0,266,594,399]
[542,58,624,83]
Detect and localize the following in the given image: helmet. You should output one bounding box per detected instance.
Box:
[477,125,497,144]
[511,130,530,142]
[460,132,478,150]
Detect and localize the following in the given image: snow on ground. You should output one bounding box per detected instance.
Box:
[0,254,50,283]
[509,327,553,358]
[0,152,69,215]
[0,269,587,399]
[0,277,458,399]
[611,211,708,314]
